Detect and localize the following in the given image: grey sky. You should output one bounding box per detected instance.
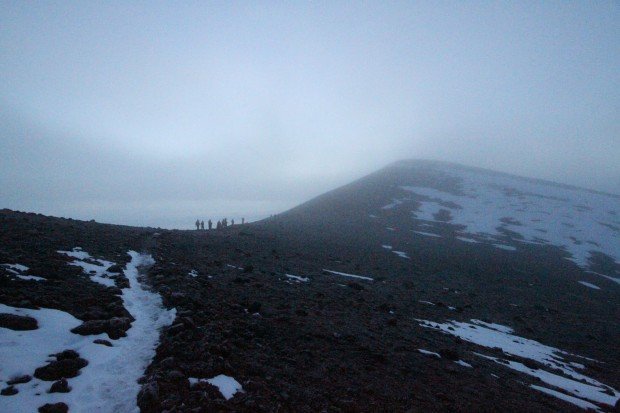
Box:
[1,1,618,228]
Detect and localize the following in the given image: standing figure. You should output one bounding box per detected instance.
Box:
[195,219,200,230]
[216,220,222,229]
[200,220,204,230]
[208,219,212,230]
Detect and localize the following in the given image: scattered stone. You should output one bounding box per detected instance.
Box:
[1,386,18,396]
[7,375,32,385]
[248,301,261,313]
[54,349,79,361]
[347,282,365,291]
[106,264,124,273]
[34,357,88,381]
[137,381,160,412]
[94,339,113,347]
[71,317,131,339]
[38,403,68,413]
[0,313,38,330]
[439,348,459,361]
[49,378,71,393]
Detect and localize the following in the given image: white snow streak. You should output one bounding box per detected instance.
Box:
[0,250,176,413]
[322,269,374,281]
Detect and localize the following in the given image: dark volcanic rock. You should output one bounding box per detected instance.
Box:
[0,313,38,330]
[34,357,88,381]
[106,264,124,273]
[49,378,71,393]
[1,386,18,396]
[137,381,160,412]
[7,375,31,385]
[38,403,69,413]
[93,338,113,347]
[71,317,131,339]
[439,348,460,361]
[54,349,79,361]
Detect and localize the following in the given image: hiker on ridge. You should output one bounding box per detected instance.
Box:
[200,220,204,230]
[208,219,212,230]
[195,219,200,230]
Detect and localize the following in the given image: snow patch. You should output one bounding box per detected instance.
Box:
[413,231,442,238]
[2,263,46,281]
[2,263,29,273]
[189,375,243,400]
[476,353,618,408]
[418,349,440,358]
[58,248,117,287]
[323,269,374,281]
[578,281,600,290]
[456,236,480,244]
[399,166,620,272]
[493,244,517,251]
[392,250,410,259]
[530,384,601,411]
[417,318,619,408]
[285,274,309,282]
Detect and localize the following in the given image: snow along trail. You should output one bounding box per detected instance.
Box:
[0,250,176,413]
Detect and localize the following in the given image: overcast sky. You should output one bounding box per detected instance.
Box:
[1,1,618,228]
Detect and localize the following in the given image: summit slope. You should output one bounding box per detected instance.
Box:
[1,160,619,412]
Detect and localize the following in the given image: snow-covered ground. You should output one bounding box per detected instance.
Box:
[417,318,619,410]
[0,250,176,413]
[381,165,620,277]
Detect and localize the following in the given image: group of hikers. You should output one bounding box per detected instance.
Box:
[195,217,244,230]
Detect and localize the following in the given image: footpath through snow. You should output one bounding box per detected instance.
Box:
[0,250,176,413]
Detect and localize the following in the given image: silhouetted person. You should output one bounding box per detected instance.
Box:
[242,218,245,225]
[222,218,227,228]
[208,219,212,230]
[200,220,204,230]
[195,219,200,230]
[216,220,221,229]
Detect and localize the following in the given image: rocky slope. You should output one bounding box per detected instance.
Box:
[1,160,619,412]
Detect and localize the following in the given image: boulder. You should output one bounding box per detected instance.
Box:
[49,378,71,393]
[0,313,38,330]
[38,403,68,413]
[137,381,160,412]
[1,386,18,396]
[7,375,31,385]
[71,317,131,339]
[34,357,88,381]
